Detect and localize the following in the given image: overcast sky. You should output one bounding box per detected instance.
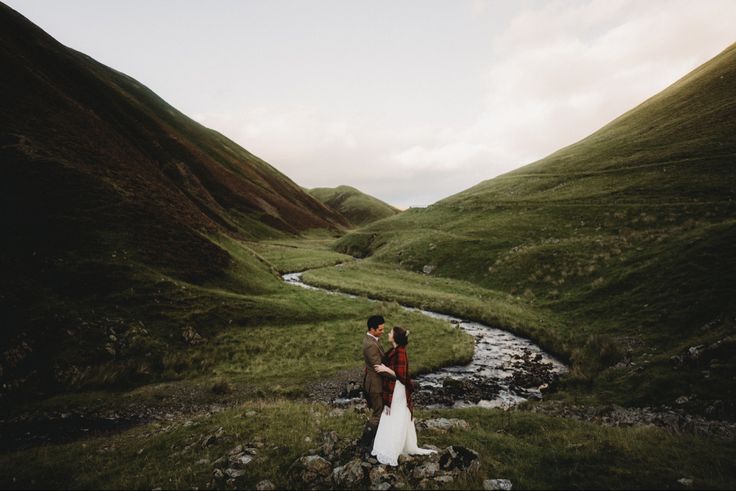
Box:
[7,0,736,208]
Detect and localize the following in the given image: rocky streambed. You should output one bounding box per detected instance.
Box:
[283,271,567,409]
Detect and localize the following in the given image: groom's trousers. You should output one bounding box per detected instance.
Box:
[367,391,384,427]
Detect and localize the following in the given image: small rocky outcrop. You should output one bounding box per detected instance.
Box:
[290,432,483,489]
[288,455,334,488]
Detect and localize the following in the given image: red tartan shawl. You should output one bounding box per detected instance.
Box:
[382,346,413,413]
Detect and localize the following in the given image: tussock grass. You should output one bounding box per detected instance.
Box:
[2,401,734,490]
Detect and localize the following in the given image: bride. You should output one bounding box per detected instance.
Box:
[371,326,436,466]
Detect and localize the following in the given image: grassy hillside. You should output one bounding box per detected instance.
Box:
[0,3,355,398]
[309,185,400,227]
[325,42,736,414]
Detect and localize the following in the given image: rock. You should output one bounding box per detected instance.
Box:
[678,477,694,487]
[371,482,391,491]
[212,469,225,481]
[412,461,440,480]
[417,418,470,433]
[181,326,206,345]
[228,445,244,455]
[675,396,690,405]
[201,427,224,447]
[213,456,228,468]
[255,480,276,491]
[224,468,246,479]
[439,446,480,474]
[104,343,116,357]
[288,455,333,487]
[484,478,513,490]
[369,465,389,483]
[422,265,435,275]
[333,459,367,488]
[435,475,454,484]
[228,453,254,468]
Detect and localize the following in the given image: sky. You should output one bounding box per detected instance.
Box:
[6,0,736,209]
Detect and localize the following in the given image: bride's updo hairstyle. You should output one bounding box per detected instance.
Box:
[393,326,409,347]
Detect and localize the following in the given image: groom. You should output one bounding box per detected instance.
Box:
[359,315,392,450]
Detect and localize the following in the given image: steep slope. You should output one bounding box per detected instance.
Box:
[309,185,400,226]
[0,3,347,395]
[333,43,736,411]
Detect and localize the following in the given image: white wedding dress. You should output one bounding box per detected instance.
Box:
[371,380,436,466]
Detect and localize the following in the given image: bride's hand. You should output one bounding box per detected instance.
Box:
[384,406,391,416]
[374,364,388,373]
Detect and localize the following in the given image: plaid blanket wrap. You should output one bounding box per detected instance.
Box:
[381,346,413,414]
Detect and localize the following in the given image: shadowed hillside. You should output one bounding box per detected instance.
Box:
[330,42,736,413]
[309,185,400,227]
[0,4,349,396]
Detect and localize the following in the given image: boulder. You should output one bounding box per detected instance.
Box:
[255,480,276,490]
[412,461,440,480]
[439,446,480,475]
[333,459,368,488]
[416,418,470,433]
[484,478,513,490]
[224,468,246,479]
[289,455,333,487]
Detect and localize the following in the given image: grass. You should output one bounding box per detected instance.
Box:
[2,400,734,490]
[246,236,355,273]
[2,235,473,418]
[329,43,736,412]
[309,185,400,227]
[302,261,569,360]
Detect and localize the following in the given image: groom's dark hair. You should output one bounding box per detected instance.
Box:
[367,315,385,330]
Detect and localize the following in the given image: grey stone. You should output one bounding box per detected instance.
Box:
[228,445,243,455]
[369,465,390,484]
[412,461,440,480]
[255,480,276,491]
[228,453,253,468]
[289,455,333,486]
[224,468,246,479]
[371,482,391,491]
[484,478,513,490]
[417,418,470,433]
[678,477,694,488]
[333,459,367,487]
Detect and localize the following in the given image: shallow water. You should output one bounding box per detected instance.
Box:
[283,271,567,409]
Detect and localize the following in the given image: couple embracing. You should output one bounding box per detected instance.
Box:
[360,315,435,466]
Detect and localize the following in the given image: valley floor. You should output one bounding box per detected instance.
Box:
[1,237,734,490]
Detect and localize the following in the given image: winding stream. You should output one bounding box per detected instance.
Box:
[283,271,567,409]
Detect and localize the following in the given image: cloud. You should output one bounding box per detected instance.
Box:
[197,0,736,208]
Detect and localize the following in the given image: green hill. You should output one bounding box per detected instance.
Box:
[329,43,736,413]
[309,185,400,227]
[0,3,349,396]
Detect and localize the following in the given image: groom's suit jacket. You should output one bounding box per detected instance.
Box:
[362,333,385,395]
